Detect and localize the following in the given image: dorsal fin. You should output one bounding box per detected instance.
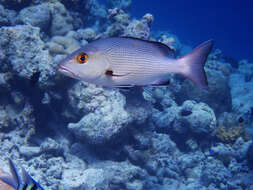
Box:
[8,159,21,189]
[120,36,175,57]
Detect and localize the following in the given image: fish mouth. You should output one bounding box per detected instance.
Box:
[58,65,76,78]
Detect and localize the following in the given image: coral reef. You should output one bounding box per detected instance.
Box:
[17,3,51,32]
[48,2,74,36]
[216,112,249,143]
[152,100,216,138]
[229,60,253,123]
[0,0,31,10]
[177,61,232,116]
[0,25,55,89]
[0,5,17,26]
[107,0,132,11]
[0,0,253,189]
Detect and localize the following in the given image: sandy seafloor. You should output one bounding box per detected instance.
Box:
[0,0,253,189]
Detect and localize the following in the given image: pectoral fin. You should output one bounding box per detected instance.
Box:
[105,69,129,77]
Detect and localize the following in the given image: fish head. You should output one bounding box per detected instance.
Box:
[58,45,107,83]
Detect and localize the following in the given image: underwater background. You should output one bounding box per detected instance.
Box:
[0,0,253,189]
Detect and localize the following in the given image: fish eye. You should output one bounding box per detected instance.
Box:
[77,52,88,64]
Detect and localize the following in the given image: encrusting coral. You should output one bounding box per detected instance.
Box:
[216,113,250,143]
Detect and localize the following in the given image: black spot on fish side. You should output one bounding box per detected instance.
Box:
[105,70,129,77]
[105,70,113,76]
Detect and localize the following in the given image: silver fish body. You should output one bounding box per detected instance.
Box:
[58,37,213,89]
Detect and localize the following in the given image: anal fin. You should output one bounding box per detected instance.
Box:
[151,79,170,86]
[114,85,135,91]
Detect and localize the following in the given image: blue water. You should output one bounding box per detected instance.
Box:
[131,0,253,61]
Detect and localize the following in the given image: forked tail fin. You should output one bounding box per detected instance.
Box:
[179,40,213,89]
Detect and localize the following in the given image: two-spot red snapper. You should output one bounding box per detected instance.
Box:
[58,37,213,89]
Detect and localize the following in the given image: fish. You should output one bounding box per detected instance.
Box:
[58,37,213,89]
[0,159,45,190]
[0,168,14,190]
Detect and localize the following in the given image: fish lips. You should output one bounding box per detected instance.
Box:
[58,64,79,80]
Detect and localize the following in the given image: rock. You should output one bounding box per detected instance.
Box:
[127,105,150,125]
[18,3,51,32]
[104,22,126,37]
[105,11,153,39]
[19,146,41,158]
[178,151,205,171]
[142,13,154,27]
[201,158,232,187]
[40,138,64,156]
[178,64,232,116]
[0,5,17,26]
[0,25,55,89]
[0,73,12,91]
[232,137,252,161]
[47,34,80,55]
[158,33,182,52]
[126,180,143,190]
[0,106,14,132]
[63,168,105,190]
[67,82,126,117]
[27,156,65,189]
[108,8,130,25]
[68,110,130,145]
[107,0,132,11]
[83,169,106,190]
[48,2,73,36]
[173,101,217,137]
[153,100,216,137]
[67,83,132,145]
[151,101,180,132]
[237,60,253,81]
[0,0,31,10]
[124,145,148,165]
[11,91,25,108]
[132,132,151,150]
[124,15,152,39]
[144,159,159,175]
[185,139,198,151]
[150,133,179,155]
[76,28,97,42]
[94,160,147,189]
[211,143,234,164]
[229,72,253,122]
